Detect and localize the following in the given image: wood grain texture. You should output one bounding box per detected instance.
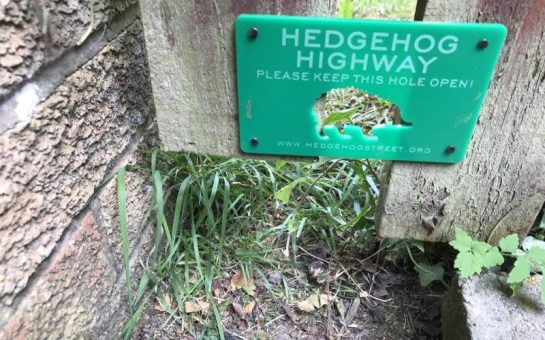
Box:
[138,0,335,155]
[377,0,545,243]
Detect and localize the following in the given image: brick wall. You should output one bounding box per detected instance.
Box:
[0,1,156,338]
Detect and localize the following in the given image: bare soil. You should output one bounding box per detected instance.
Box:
[133,241,445,340]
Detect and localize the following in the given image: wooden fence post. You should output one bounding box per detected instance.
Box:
[138,0,335,156]
[377,0,545,243]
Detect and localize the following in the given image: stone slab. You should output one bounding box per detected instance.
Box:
[442,273,545,340]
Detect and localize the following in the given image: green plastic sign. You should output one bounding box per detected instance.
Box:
[235,15,506,163]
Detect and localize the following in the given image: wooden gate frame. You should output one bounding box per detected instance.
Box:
[139,0,545,242]
[377,0,545,243]
[138,0,335,156]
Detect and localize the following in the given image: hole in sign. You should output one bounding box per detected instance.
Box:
[313,87,405,137]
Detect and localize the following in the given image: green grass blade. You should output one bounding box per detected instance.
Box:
[152,170,165,267]
[121,293,150,339]
[211,302,225,340]
[172,177,191,243]
[170,268,185,313]
[218,178,231,267]
[132,271,151,309]
[151,150,158,173]
[190,207,205,285]
[339,0,354,18]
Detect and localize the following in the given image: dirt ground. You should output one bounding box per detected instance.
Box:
[133,241,446,339]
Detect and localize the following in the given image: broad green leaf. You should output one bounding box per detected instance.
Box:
[499,234,519,253]
[451,228,504,278]
[449,228,472,252]
[455,227,473,243]
[322,108,357,126]
[454,252,484,278]
[410,240,425,253]
[512,249,527,257]
[449,240,471,253]
[471,241,492,255]
[508,256,531,284]
[275,160,287,170]
[274,178,306,204]
[482,246,504,268]
[286,218,297,234]
[414,263,444,286]
[338,0,353,18]
[274,184,294,204]
[528,247,545,267]
[509,282,523,296]
[344,209,366,229]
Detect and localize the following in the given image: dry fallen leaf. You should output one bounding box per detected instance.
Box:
[308,260,325,278]
[238,318,249,330]
[154,294,174,312]
[213,288,222,298]
[232,302,244,316]
[360,260,378,273]
[267,271,282,285]
[372,284,389,298]
[189,274,200,284]
[243,301,256,315]
[154,301,165,312]
[335,299,346,319]
[297,293,333,312]
[344,298,360,326]
[243,280,257,296]
[281,302,298,323]
[233,300,256,317]
[211,277,225,299]
[184,300,210,314]
[230,272,257,296]
[230,272,245,290]
[255,330,268,340]
[164,294,173,307]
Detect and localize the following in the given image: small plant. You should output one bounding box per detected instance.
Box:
[353,0,417,20]
[338,0,354,18]
[450,228,545,302]
[405,241,447,288]
[319,88,400,136]
[340,0,417,20]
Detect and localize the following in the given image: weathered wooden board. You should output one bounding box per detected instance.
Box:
[377,0,545,243]
[138,0,335,156]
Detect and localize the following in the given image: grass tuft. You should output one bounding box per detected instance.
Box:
[351,0,417,20]
[120,153,381,337]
